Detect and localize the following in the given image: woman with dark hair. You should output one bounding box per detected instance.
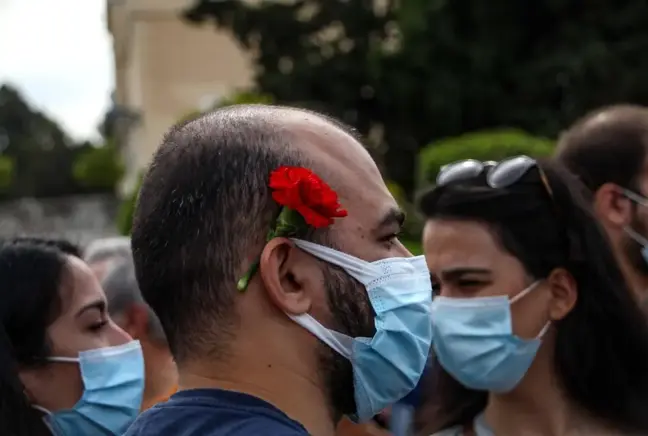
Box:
[0,237,145,435]
[417,157,648,435]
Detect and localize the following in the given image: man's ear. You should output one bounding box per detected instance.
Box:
[258,237,321,315]
[117,304,150,340]
[594,183,632,228]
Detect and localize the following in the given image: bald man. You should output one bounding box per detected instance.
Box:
[124,106,432,436]
[555,105,648,303]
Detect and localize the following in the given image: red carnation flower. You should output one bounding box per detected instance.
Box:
[269,166,348,228]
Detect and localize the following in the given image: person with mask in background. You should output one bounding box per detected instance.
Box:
[0,237,144,436]
[101,253,178,410]
[555,105,648,307]
[84,236,132,282]
[416,157,648,435]
[124,105,433,436]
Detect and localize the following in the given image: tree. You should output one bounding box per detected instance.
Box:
[0,155,14,194]
[185,0,648,196]
[0,84,91,198]
[72,139,124,192]
[418,129,555,188]
[116,173,143,236]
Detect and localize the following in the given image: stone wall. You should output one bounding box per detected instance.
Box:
[0,194,121,248]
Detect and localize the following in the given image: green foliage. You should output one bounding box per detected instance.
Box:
[0,84,108,198]
[185,0,648,195]
[418,129,555,188]
[72,141,124,191]
[116,174,143,236]
[218,91,274,108]
[0,155,14,192]
[387,179,424,250]
[402,238,423,256]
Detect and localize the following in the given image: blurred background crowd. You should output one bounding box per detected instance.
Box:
[2,0,647,250]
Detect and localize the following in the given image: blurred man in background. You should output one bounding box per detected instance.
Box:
[555,105,648,305]
[85,236,132,281]
[101,249,178,410]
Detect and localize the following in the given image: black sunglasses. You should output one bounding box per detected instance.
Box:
[436,155,555,201]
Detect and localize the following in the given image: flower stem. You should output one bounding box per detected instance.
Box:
[237,260,258,292]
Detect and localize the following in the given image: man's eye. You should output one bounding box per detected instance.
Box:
[378,231,402,248]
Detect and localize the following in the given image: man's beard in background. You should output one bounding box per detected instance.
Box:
[623,212,648,277]
[316,263,375,421]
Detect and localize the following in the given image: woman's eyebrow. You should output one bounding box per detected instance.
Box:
[75,300,106,318]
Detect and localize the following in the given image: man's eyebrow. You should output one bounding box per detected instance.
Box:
[375,207,406,231]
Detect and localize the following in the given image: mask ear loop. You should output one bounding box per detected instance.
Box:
[510,281,541,304]
[291,239,380,285]
[287,313,354,359]
[31,405,57,435]
[32,404,52,415]
[510,281,553,339]
[625,226,648,246]
[537,322,552,339]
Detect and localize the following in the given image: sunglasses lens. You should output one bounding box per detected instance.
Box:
[437,160,483,186]
[488,156,535,188]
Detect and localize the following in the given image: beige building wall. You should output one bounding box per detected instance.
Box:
[107,0,254,194]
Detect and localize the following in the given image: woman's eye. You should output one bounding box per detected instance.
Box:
[88,320,108,332]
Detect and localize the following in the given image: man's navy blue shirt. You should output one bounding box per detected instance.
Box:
[124,389,309,436]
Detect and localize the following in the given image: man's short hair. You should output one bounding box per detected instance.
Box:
[84,237,132,265]
[555,105,648,192]
[101,256,167,344]
[131,105,342,363]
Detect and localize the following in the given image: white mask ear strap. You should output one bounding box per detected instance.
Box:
[287,313,354,360]
[290,239,378,285]
[538,321,551,339]
[624,189,648,207]
[625,227,648,246]
[32,404,52,415]
[510,280,541,304]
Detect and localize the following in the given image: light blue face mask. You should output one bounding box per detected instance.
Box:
[34,340,145,435]
[288,239,433,422]
[431,282,550,393]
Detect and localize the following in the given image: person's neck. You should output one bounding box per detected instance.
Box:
[141,340,178,408]
[482,349,606,436]
[610,236,648,303]
[620,261,648,306]
[179,343,337,436]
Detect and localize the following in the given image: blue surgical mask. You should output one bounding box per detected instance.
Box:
[431,282,550,393]
[34,340,145,435]
[288,239,433,422]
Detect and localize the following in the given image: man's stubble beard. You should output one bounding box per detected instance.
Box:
[316,263,376,421]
